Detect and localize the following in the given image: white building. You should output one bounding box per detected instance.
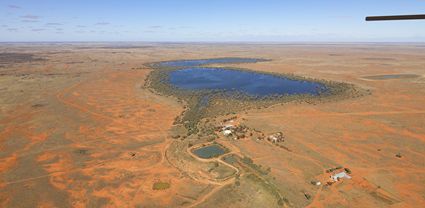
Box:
[331,172,351,182]
[223,129,232,136]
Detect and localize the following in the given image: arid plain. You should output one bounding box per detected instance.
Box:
[1,43,424,208]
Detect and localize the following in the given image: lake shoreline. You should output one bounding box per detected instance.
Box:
[144,58,367,135]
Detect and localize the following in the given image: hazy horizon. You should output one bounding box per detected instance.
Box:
[1,0,425,42]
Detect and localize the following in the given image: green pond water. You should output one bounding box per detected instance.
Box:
[193,144,226,159]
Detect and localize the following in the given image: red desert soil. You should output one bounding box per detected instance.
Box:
[0,43,424,207]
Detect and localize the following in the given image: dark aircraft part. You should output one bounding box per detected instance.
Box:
[366,14,425,21]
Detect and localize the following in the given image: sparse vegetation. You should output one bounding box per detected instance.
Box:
[242,156,254,164]
[152,181,171,190]
[326,166,343,173]
[241,156,269,175]
[0,53,45,66]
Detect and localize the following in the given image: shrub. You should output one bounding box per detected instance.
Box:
[152,182,170,190]
[207,137,215,142]
[344,168,352,174]
[242,156,253,164]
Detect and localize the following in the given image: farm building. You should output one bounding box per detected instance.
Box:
[267,132,284,143]
[223,129,232,136]
[331,172,351,182]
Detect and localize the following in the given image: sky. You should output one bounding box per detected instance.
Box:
[1,0,425,42]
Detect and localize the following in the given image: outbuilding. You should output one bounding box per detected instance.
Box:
[331,172,351,182]
[223,129,232,136]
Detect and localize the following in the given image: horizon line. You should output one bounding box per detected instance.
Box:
[1,41,425,44]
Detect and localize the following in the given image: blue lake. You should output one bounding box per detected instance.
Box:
[169,67,327,97]
[161,58,328,97]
